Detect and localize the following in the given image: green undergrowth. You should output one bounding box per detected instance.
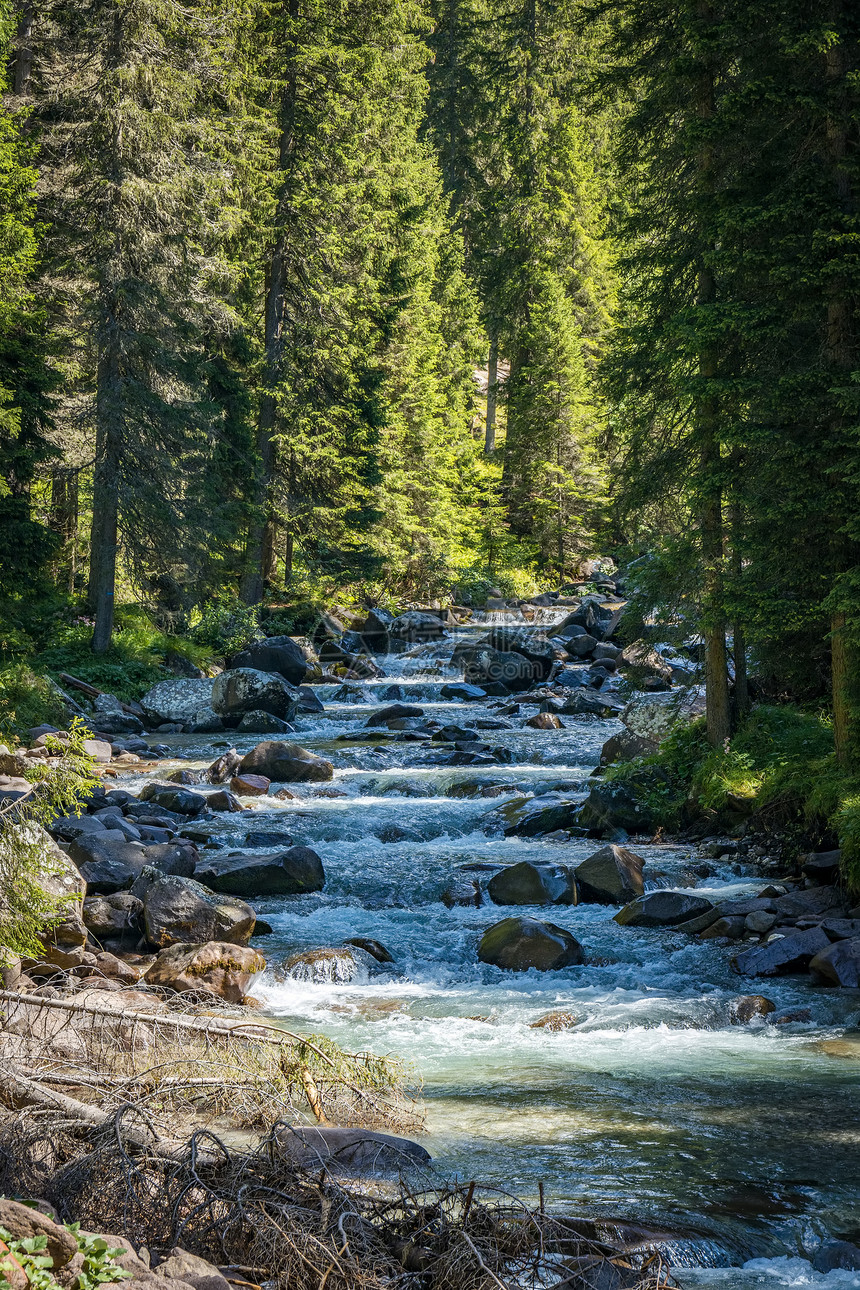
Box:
[0,1220,131,1290]
[607,705,860,895]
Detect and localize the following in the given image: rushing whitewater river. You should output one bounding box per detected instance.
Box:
[136,615,860,1286]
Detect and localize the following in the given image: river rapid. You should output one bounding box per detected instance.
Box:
[130,613,860,1290]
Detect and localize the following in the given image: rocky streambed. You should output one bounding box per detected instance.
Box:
[8,606,860,1289]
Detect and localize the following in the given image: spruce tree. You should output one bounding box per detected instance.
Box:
[35,0,250,650]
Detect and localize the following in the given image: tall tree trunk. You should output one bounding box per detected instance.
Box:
[13,2,33,96]
[484,333,498,453]
[697,1,731,748]
[824,2,858,769]
[90,312,121,654]
[241,0,299,606]
[51,468,79,594]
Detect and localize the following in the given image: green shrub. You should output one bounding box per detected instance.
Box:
[0,719,97,957]
[190,597,262,655]
[0,666,70,742]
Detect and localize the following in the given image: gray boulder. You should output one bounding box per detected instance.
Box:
[273,1125,430,1174]
[366,703,424,726]
[488,861,576,906]
[599,730,659,767]
[195,846,325,896]
[82,892,143,938]
[229,634,309,686]
[577,780,659,836]
[561,687,625,716]
[809,938,860,987]
[478,917,584,971]
[615,891,715,928]
[139,782,208,815]
[211,668,300,724]
[389,612,447,640]
[141,678,215,724]
[574,844,645,904]
[621,687,706,743]
[731,927,831,977]
[236,710,295,733]
[440,683,487,700]
[238,740,334,783]
[486,627,556,681]
[137,873,255,948]
[67,835,196,893]
[450,642,537,692]
[155,1250,233,1290]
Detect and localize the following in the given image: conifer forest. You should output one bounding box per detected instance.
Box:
[1,3,860,1288]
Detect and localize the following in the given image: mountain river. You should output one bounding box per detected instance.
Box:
[127,613,860,1290]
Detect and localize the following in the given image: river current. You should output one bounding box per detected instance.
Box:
[131,614,860,1289]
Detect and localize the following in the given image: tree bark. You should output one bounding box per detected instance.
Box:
[823,2,858,769]
[697,1,731,748]
[89,304,121,654]
[484,333,498,453]
[13,2,33,96]
[241,0,299,605]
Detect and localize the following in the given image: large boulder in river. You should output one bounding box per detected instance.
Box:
[239,740,333,783]
[228,635,309,686]
[389,611,448,641]
[139,782,208,815]
[365,703,424,726]
[485,627,556,681]
[478,917,584,971]
[450,642,537,692]
[809,938,860,987]
[136,873,256,947]
[574,845,645,904]
[195,846,325,897]
[599,730,659,767]
[488,861,577,906]
[145,941,265,1003]
[621,687,706,743]
[211,668,300,724]
[615,891,715,928]
[68,835,196,893]
[577,780,660,836]
[732,927,831,978]
[141,678,215,725]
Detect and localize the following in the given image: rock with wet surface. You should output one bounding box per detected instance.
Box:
[195,846,325,897]
[228,634,309,686]
[809,937,860,987]
[68,836,197,893]
[729,995,776,1024]
[731,926,831,977]
[140,783,209,815]
[389,611,448,640]
[440,682,487,701]
[236,710,294,734]
[478,916,584,970]
[284,946,368,983]
[145,941,265,1003]
[211,668,300,724]
[344,937,394,963]
[488,860,577,906]
[136,873,256,947]
[812,1242,860,1273]
[526,712,564,729]
[530,1010,583,1031]
[577,780,659,836]
[574,844,645,904]
[615,891,716,928]
[441,877,483,907]
[238,740,334,783]
[365,703,424,726]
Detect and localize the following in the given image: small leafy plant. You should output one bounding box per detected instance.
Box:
[0,1223,132,1290]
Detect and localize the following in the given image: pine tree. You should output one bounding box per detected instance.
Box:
[0,0,59,646]
[35,0,251,650]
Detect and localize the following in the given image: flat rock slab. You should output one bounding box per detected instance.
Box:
[615,891,715,928]
[273,1126,430,1174]
[732,927,831,977]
